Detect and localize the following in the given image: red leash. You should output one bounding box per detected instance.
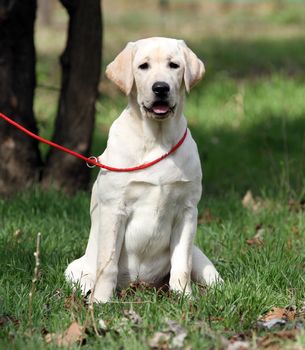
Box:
[0,112,187,172]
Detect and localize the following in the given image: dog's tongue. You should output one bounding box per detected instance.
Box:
[152,103,170,114]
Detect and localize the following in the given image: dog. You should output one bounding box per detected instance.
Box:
[65,37,222,302]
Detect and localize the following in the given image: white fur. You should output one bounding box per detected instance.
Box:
[65,37,222,302]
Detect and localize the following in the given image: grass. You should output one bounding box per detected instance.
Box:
[1,1,305,349]
[0,189,304,349]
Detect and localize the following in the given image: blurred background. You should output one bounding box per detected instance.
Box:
[2,0,305,198]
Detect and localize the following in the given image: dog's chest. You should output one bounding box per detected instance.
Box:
[123,181,185,255]
[116,181,188,284]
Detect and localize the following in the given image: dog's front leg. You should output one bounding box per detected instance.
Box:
[169,207,197,295]
[92,206,126,303]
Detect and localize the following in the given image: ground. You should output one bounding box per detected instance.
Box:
[0,1,305,349]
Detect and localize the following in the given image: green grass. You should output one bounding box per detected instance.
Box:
[0,189,304,349]
[1,1,305,349]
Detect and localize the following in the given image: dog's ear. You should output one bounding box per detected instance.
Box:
[181,41,205,93]
[105,42,135,95]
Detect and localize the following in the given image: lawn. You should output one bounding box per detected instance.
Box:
[1,1,305,349]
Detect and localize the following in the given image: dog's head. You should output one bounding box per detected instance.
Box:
[106,37,204,121]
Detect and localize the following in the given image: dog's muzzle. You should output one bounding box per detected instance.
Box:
[143,81,176,119]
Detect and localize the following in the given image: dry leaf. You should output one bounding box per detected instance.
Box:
[98,319,107,331]
[257,329,298,350]
[288,199,305,212]
[13,229,23,239]
[0,314,20,328]
[246,236,263,246]
[242,190,261,213]
[242,190,255,208]
[291,226,300,237]
[209,316,225,322]
[198,208,220,224]
[119,281,152,298]
[149,331,171,349]
[172,332,187,349]
[257,306,296,330]
[246,223,265,246]
[149,320,187,349]
[227,340,250,350]
[165,319,185,334]
[123,309,142,325]
[299,301,305,317]
[261,307,296,322]
[165,319,187,349]
[64,295,84,312]
[44,321,86,347]
[287,238,292,250]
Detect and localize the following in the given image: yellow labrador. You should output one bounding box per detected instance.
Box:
[65,37,222,302]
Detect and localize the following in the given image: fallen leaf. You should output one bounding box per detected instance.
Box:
[0,315,20,328]
[209,316,225,322]
[165,319,187,349]
[242,190,255,208]
[246,223,275,247]
[98,319,107,331]
[291,226,300,237]
[257,306,296,330]
[229,333,250,343]
[261,307,296,322]
[227,340,250,350]
[119,281,152,298]
[165,319,185,334]
[246,236,263,246]
[299,301,305,317]
[246,224,265,246]
[257,329,298,350]
[258,318,287,330]
[44,321,86,347]
[242,190,261,213]
[64,294,84,312]
[149,331,171,349]
[288,199,305,212]
[13,229,23,239]
[171,332,187,349]
[287,238,292,250]
[198,208,220,224]
[123,309,142,325]
[148,319,187,349]
[112,309,143,335]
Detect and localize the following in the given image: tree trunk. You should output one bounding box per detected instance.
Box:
[0,0,41,197]
[42,0,102,193]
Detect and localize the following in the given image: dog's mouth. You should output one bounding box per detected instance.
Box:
[143,101,175,118]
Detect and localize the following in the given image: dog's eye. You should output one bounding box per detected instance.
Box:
[138,63,149,70]
[169,62,180,69]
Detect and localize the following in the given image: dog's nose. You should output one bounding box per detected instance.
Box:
[152,81,170,97]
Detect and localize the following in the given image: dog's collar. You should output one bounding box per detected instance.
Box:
[87,128,188,172]
[0,112,188,172]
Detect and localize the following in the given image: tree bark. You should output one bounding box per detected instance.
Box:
[0,0,41,197]
[42,0,102,194]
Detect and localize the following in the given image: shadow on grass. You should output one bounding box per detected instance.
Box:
[191,113,305,197]
[193,36,305,80]
[187,37,305,197]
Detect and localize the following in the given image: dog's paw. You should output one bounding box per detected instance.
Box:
[65,258,95,295]
[92,280,116,303]
[169,277,192,296]
[203,267,224,287]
